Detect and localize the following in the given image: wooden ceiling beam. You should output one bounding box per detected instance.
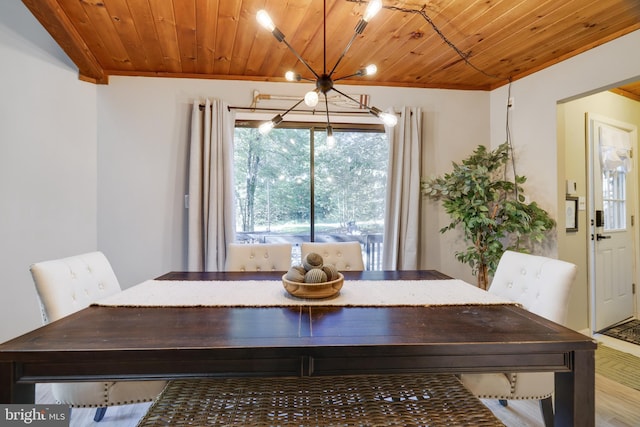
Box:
[22,0,107,84]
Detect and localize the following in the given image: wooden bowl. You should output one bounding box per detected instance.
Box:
[282,272,344,299]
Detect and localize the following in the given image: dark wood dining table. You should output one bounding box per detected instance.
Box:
[0,270,596,426]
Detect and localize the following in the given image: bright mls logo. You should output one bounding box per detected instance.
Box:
[1,405,68,426]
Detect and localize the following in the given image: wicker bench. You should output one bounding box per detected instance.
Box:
[137,374,504,426]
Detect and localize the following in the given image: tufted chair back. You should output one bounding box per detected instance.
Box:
[301,242,365,271]
[31,251,122,323]
[225,243,292,272]
[29,252,166,421]
[488,250,577,324]
[459,250,577,427]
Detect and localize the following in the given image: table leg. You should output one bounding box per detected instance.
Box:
[0,362,35,404]
[554,349,595,427]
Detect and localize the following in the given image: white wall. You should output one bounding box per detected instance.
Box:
[0,2,98,342]
[97,78,488,287]
[488,30,640,331]
[490,30,640,229]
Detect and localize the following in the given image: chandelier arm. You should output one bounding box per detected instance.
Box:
[280,97,307,118]
[281,38,321,80]
[328,31,360,78]
[324,92,331,124]
[330,87,372,111]
[330,87,396,127]
[333,71,361,82]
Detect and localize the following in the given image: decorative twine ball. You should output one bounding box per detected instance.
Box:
[304,268,328,283]
[322,264,339,281]
[291,265,306,275]
[285,266,306,283]
[302,252,324,271]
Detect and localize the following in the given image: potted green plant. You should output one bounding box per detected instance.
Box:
[421,142,555,290]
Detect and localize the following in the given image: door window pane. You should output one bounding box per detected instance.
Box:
[602,169,626,231]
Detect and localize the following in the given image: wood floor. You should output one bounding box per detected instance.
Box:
[36,336,640,427]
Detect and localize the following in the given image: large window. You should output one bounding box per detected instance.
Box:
[233,121,388,268]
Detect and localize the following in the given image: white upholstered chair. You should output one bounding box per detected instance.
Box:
[30,251,167,422]
[459,250,578,427]
[225,243,292,271]
[301,241,365,271]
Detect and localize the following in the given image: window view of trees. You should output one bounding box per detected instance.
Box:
[233,122,388,268]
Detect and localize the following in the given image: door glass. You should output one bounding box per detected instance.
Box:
[314,128,388,270]
[233,126,311,243]
[233,123,387,269]
[602,169,626,231]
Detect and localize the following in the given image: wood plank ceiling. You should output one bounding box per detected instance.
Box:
[611,81,640,101]
[21,0,640,92]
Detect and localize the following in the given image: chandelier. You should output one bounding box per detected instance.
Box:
[256,0,397,146]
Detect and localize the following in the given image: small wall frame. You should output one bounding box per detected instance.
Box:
[565,196,578,232]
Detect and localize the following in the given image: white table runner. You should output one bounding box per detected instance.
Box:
[94,279,515,307]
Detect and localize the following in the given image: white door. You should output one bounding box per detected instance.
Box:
[587,114,637,332]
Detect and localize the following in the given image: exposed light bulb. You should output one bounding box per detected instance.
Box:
[327,135,336,148]
[259,121,274,135]
[256,10,275,32]
[365,64,377,75]
[326,125,336,148]
[304,91,319,107]
[369,107,397,127]
[259,114,283,135]
[285,71,297,81]
[363,0,382,22]
[379,112,398,127]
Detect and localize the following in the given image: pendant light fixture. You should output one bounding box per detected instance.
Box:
[256,0,397,142]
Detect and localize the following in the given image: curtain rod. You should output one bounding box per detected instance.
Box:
[198,104,373,115]
[198,105,403,117]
